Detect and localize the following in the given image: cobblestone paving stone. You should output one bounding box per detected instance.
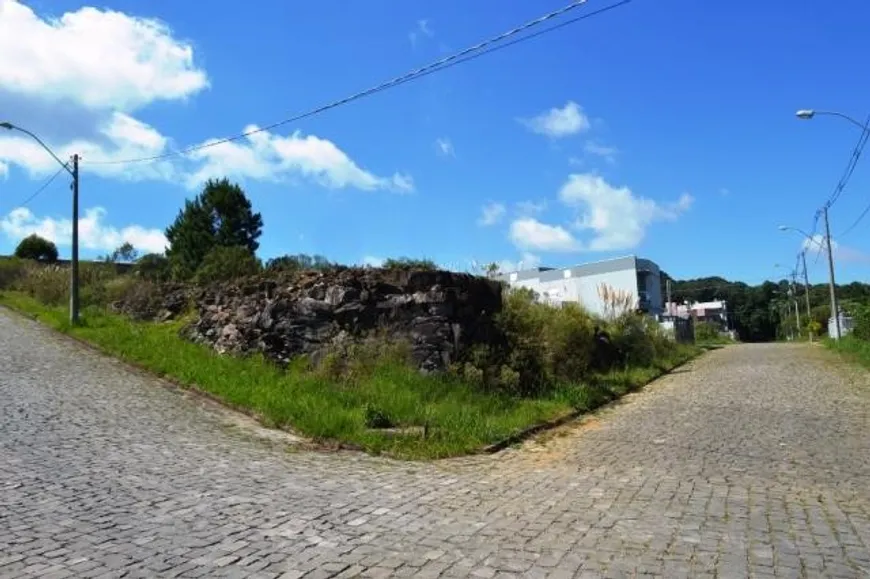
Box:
[2,308,870,578]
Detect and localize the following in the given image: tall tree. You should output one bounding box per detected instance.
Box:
[165,178,263,278]
[14,234,58,263]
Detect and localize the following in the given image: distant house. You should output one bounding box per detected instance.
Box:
[495,255,664,317]
[665,299,730,330]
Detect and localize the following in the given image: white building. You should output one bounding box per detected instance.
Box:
[665,300,730,329]
[495,255,664,317]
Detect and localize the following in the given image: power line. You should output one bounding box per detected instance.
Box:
[824,113,870,208]
[10,166,66,209]
[839,200,870,237]
[84,0,631,167]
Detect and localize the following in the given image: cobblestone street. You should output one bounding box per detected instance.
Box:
[2,308,870,578]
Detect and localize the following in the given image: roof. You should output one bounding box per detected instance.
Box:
[497,255,661,283]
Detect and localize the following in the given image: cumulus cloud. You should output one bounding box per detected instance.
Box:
[495,252,542,273]
[801,235,870,264]
[1,206,168,254]
[0,3,410,193]
[559,174,692,251]
[507,174,693,253]
[184,127,413,192]
[0,0,208,110]
[509,217,579,252]
[361,255,385,267]
[478,202,506,227]
[435,137,455,157]
[521,101,589,138]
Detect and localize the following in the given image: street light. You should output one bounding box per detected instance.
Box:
[795,109,868,131]
[773,263,802,339]
[792,107,870,339]
[779,225,837,340]
[1,121,80,325]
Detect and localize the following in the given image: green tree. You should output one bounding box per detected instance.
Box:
[165,178,263,278]
[14,234,58,263]
[266,253,333,272]
[134,253,171,282]
[382,257,438,270]
[194,246,262,284]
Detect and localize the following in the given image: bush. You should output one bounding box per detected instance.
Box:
[0,257,26,290]
[15,264,68,306]
[193,246,262,285]
[694,320,725,343]
[852,304,870,341]
[382,257,438,271]
[134,253,171,282]
[14,234,58,263]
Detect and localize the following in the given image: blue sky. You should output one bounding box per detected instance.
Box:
[1,0,869,284]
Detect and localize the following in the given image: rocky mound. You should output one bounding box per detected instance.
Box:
[176,268,503,372]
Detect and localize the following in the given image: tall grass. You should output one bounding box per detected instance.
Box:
[0,261,701,459]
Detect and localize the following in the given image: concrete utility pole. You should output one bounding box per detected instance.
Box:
[778,223,841,341]
[70,154,80,325]
[823,206,841,339]
[666,278,672,315]
[801,251,813,341]
[0,121,80,325]
[795,108,869,339]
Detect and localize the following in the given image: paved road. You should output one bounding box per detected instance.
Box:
[2,309,870,579]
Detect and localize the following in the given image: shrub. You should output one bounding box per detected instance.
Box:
[695,321,723,342]
[193,246,262,285]
[0,257,26,290]
[852,304,870,341]
[382,257,438,271]
[134,253,171,282]
[14,234,58,263]
[15,264,68,306]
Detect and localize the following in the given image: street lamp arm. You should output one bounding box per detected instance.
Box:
[798,110,869,132]
[0,122,72,175]
[778,226,826,250]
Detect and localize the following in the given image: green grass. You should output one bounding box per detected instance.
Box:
[0,291,700,459]
[824,335,870,369]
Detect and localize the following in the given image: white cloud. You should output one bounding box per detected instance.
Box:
[521,101,589,138]
[1,206,167,254]
[0,3,410,194]
[478,202,506,227]
[0,159,8,179]
[361,255,385,267]
[435,137,455,157]
[183,126,415,193]
[801,235,870,265]
[0,0,208,110]
[559,174,693,251]
[496,252,542,273]
[0,111,176,181]
[583,141,618,164]
[409,19,434,45]
[509,217,579,252]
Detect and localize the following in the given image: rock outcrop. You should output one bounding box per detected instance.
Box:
[176,268,503,372]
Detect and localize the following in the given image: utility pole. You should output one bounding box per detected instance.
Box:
[823,206,841,339]
[801,251,813,342]
[666,278,672,315]
[789,271,801,338]
[70,154,80,325]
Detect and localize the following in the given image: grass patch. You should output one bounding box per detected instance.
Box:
[0,291,699,459]
[824,336,870,370]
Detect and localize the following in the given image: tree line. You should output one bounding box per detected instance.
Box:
[661,272,870,342]
[12,176,866,341]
